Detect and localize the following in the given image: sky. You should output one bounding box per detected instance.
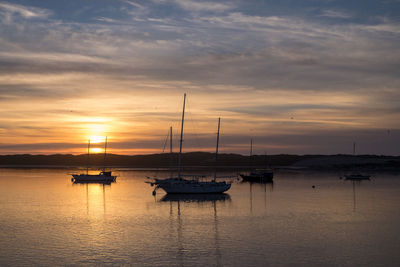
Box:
[0,0,399,155]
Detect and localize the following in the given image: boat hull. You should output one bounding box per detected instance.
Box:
[345,175,370,180]
[156,179,231,194]
[240,173,273,183]
[72,174,116,183]
[160,193,230,202]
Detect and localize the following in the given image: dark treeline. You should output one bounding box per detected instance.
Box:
[0,152,301,167]
[0,153,399,170]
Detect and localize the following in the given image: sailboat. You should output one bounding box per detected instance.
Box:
[150,94,231,194]
[71,136,116,183]
[344,142,370,180]
[240,139,273,183]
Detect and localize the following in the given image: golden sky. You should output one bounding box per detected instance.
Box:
[0,1,399,155]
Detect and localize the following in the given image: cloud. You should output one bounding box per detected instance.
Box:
[0,51,113,64]
[0,6,399,99]
[360,23,400,34]
[124,0,145,10]
[95,17,119,23]
[0,8,399,94]
[319,9,353,19]
[0,2,51,19]
[1,127,399,155]
[173,0,233,12]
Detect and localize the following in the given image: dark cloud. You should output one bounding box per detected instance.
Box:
[0,142,82,151]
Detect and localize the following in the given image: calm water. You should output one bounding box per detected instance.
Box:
[1,169,400,266]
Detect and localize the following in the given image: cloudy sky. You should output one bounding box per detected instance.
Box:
[0,0,399,155]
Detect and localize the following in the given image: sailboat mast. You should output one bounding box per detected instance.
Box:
[103,136,108,172]
[249,138,253,168]
[353,142,356,155]
[87,139,90,175]
[213,117,221,182]
[169,126,173,178]
[177,93,186,180]
[250,138,253,157]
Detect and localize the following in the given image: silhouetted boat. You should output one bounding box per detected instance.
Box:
[154,177,231,194]
[240,139,273,183]
[240,169,274,183]
[72,171,116,183]
[160,193,230,202]
[72,137,116,183]
[342,142,370,181]
[344,173,370,180]
[72,178,113,185]
[150,94,231,194]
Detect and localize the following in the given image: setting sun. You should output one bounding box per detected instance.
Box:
[90,147,103,153]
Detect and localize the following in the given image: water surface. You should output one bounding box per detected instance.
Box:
[1,169,399,266]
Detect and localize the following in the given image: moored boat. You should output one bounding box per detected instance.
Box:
[72,171,116,183]
[240,169,274,183]
[154,177,231,194]
[240,139,274,183]
[71,137,116,183]
[342,143,371,181]
[160,193,230,202]
[149,94,231,194]
[344,173,370,180]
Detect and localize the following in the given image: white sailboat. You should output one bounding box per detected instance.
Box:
[72,137,116,183]
[150,93,231,194]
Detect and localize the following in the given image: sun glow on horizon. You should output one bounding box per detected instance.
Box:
[74,117,113,144]
[90,147,103,153]
[89,135,106,144]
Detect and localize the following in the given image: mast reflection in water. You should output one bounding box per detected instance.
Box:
[345,178,370,213]
[158,193,231,267]
[72,182,110,217]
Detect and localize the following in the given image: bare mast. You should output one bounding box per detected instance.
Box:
[249,138,253,168]
[87,139,90,175]
[250,138,253,157]
[177,93,186,180]
[213,117,221,182]
[103,136,108,172]
[169,126,173,178]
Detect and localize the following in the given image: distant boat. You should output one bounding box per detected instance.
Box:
[149,94,231,194]
[240,169,274,183]
[160,193,230,202]
[344,173,370,180]
[240,139,273,183]
[71,137,116,183]
[343,142,370,181]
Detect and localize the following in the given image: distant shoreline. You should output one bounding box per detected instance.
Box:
[0,153,399,171]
